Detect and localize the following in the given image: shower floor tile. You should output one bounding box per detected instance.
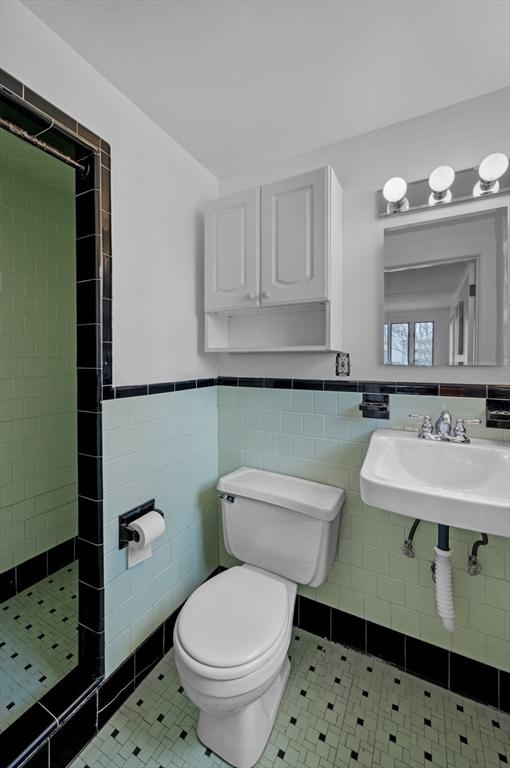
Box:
[71,629,509,767]
[0,561,78,731]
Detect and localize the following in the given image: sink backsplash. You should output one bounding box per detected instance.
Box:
[218,385,510,674]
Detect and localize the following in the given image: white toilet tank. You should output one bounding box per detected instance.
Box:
[217,467,345,587]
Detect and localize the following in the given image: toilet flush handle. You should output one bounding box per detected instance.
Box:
[218,493,236,503]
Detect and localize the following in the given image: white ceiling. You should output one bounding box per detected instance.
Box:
[22,0,510,178]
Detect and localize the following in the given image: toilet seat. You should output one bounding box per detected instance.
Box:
[175,566,292,682]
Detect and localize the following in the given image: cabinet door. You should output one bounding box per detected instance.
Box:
[261,167,328,305]
[204,188,259,312]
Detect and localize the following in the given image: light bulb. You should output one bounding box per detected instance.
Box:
[428,165,455,205]
[473,152,509,196]
[382,177,409,213]
[383,177,407,203]
[479,152,508,182]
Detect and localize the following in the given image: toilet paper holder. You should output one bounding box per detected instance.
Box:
[119,499,164,549]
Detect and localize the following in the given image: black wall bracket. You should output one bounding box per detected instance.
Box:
[359,393,390,419]
[119,499,163,550]
[486,398,510,429]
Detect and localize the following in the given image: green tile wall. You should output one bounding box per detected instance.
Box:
[102,387,219,676]
[218,386,510,673]
[0,132,77,572]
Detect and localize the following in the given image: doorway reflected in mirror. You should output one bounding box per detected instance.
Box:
[383,208,508,366]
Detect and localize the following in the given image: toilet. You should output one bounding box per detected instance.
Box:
[173,467,345,768]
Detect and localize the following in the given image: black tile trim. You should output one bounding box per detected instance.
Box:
[105,378,217,398]
[0,538,77,603]
[115,384,149,398]
[438,383,488,398]
[40,667,97,725]
[293,595,506,711]
[214,378,496,399]
[0,702,57,768]
[148,382,175,394]
[488,385,510,399]
[96,378,507,403]
[175,379,197,391]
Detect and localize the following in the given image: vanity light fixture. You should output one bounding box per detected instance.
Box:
[428,165,455,205]
[377,154,509,216]
[473,152,509,197]
[382,176,409,214]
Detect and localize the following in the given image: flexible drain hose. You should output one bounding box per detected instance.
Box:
[434,546,455,633]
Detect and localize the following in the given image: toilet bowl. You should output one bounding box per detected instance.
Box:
[174,565,296,768]
[174,467,345,768]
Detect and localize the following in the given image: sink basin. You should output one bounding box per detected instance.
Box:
[360,429,510,537]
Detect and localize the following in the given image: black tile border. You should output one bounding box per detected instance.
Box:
[0,537,78,604]
[104,378,216,399]
[101,377,510,403]
[1,71,107,763]
[296,595,508,712]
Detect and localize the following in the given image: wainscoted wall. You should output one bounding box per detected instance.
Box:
[102,386,218,676]
[0,137,77,574]
[217,385,510,673]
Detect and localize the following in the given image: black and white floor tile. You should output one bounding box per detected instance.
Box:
[71,629,510,768]
[0,562,78,731]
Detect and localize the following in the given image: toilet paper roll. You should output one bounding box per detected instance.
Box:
[127,510,165,568]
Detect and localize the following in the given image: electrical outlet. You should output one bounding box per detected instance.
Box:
[335,352,351,376]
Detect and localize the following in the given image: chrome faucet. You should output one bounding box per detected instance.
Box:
[409,411,481,443]
[435,410,453,438]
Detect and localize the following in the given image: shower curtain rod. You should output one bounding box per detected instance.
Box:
[0,116,87,173]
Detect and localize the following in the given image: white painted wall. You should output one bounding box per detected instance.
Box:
[0,0,218,386]
[218,88,510,384]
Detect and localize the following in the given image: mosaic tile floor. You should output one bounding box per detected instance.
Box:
[72,629,510,768]
[0,562,78,731]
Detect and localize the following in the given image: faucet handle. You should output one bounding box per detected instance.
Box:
[454,417,481,440]
[409,414,433,434]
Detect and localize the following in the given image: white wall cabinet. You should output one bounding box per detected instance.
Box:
[204,166,343,352]
[261,167,327,305]
[204,188,259,312]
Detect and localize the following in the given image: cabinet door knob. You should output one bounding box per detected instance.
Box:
[246,292,255,300]
[262,290,270,299]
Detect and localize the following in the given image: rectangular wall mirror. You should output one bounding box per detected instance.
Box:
[383,208,509,366]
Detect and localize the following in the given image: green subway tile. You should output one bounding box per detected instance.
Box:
[262,409,281,432]
[349,565,377,596]
[281,412,303,434]
[303,413,325,437]
[363,545,390,575]
[468,601,506,639]
[364,594,390,626]
[391,605,420,637]
[325,415,349,440]
[313,391,337,415]
[252,388,270,409]
[270,389,292,411]
[291,435,315,459]
[377,574,405,605]
[244,408,262,430]
[292,390,313,413]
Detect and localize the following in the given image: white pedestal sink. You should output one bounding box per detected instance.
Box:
[360,429,510,538]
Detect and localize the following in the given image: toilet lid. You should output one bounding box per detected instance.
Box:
[177,567,289,669]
